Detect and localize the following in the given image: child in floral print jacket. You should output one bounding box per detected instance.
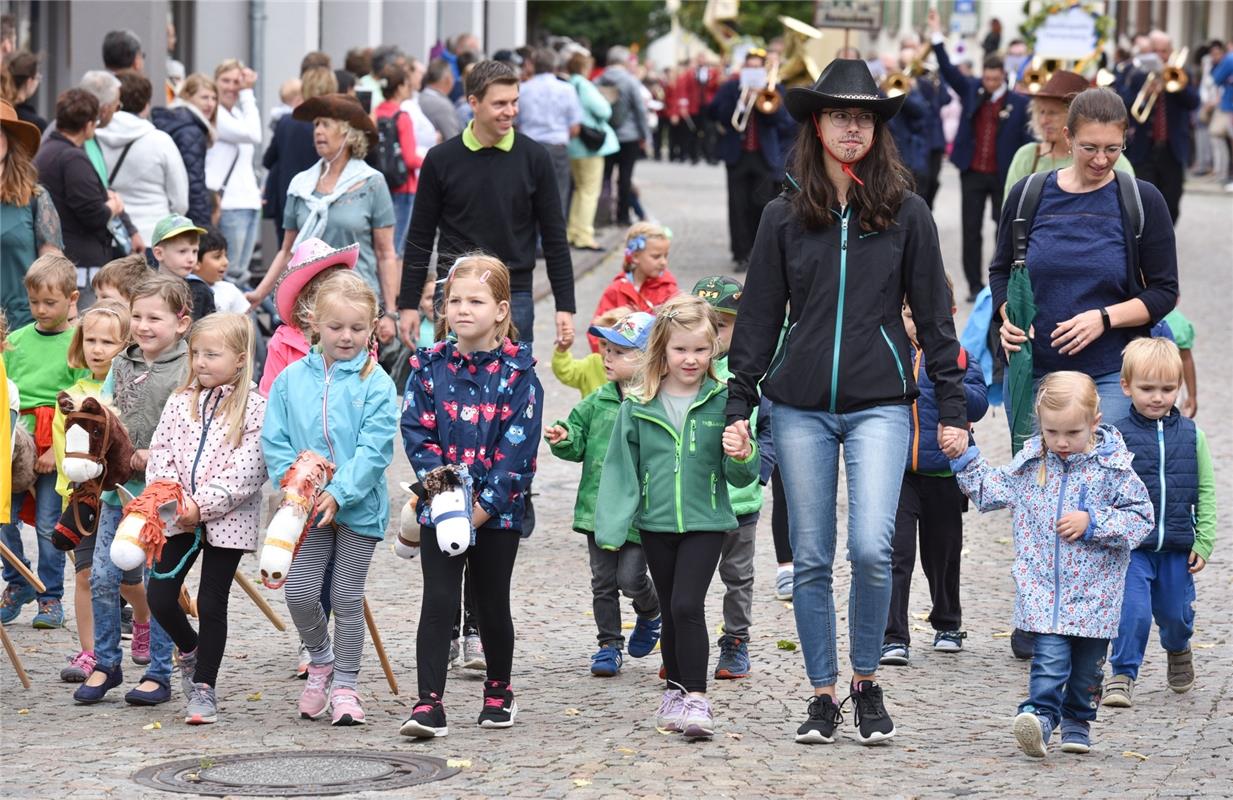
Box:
[947,371,1153,760]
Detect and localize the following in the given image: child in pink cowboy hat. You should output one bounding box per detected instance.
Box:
[258,238,359,398]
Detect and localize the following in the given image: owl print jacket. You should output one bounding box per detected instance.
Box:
[951,424,1154,639]
[401,338,543,534]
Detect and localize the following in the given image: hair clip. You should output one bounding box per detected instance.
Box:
[437,256,468,285]
[478,269,491,284]
[660,309,681,320]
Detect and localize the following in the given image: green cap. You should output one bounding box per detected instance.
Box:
[151,214,206,246]
[691,275,743,314]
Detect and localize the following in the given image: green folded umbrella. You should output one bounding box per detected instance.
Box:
[1006,258,1037,456]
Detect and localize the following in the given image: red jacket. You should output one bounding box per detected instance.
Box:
[588,269,680,352]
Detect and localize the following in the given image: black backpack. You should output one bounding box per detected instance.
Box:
[373,111,410,190]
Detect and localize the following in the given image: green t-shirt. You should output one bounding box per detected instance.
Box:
[5,324,91,432]
[284,174,396,305]
[1163,308,1194,350]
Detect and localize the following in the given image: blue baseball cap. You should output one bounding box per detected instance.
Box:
[588,311,655,351]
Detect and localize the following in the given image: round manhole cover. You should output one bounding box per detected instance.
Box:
[132,750,460,796]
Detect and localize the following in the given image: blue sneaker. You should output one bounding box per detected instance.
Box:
[1059,719,1091,754]
[590,646,623,677]
[714,634,750,679]
[0,583,36,625]
[73,662,124,704]
[627,615,661,659]
[32,599,65,629]
[125,675,172,706]
[1013,711,1051,758]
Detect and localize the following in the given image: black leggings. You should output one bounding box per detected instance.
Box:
[641,530,725,694]
[451,566,478,639]
[417,526,520,698]
[147,533,243,687]
[770,466,793,564]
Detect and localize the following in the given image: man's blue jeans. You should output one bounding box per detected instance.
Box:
[772,403,910,687]
[91,503,173,682]
[218,208,260,287]
[2,471,65,600]
[1020,633,1107,731]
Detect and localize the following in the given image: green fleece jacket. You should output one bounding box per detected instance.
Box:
[595,377,759,550]
[713,354,762,517]
[547,380,640,544]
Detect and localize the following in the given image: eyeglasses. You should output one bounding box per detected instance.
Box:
[1075,143,1124,158]
[822,110,877,129]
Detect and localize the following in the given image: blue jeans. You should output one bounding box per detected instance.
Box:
[2,472,65,600]
[1004,369,1130,439]
[511,290,535,343]
[218,208,260,287]
[1020,633,1107,731]
[91,503,173,681]
[392,192,415,258]
[772,403,911,687]
[1109,549,1194,680]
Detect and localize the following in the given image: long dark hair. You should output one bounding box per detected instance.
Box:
[788,115,912,232]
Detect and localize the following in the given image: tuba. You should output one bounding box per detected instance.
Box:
[777,15,824,87]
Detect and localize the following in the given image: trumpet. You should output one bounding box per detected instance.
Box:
[1130,47,1189,123]
[881,42,933,99]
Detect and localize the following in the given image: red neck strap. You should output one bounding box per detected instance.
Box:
[813,113,870,187]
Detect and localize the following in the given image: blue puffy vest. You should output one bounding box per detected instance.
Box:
[1112,407,1198,552]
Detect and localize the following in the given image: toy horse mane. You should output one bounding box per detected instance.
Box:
[422,464,466,500]
[279,451,335,509]
[123,480,185,568]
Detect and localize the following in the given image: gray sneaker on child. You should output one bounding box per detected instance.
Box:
[185,683,218,725]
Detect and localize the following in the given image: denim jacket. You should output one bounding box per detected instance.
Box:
[952,425,1154,639]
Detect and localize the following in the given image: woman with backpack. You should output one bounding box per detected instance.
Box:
[373,63,423,257]
[245,93,398,347]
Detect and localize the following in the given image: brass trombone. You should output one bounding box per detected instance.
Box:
[1130,47,1189,123]
[732,55,779,132]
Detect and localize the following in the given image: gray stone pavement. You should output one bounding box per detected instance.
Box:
[2,159,1232,799]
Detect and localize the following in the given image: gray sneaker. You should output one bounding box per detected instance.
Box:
[175,648,198,699]
[448,638,461,669]
[462,634,486,671]
[775,569,794,601]
[185,682,218,725]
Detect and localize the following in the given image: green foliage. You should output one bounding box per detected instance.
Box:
[526,0,816,57]
[1018,0,1113,53]
[527,1,672,55]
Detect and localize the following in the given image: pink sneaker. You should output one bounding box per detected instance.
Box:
[131,621,151,665]
[330,687,365,726]
[298,663,333,719]
[61,649,97,682]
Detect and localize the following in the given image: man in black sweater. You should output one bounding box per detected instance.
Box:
[397,60,576,349]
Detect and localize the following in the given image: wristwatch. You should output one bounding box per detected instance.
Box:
[1099,307,1111,331]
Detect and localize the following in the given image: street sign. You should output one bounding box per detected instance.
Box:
[813,0,882,32]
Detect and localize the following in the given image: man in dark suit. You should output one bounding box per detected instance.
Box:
[1119,30,1201,224]
[709,50,798,271]
[930,10,1032,300]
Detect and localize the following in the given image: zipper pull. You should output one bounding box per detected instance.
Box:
[675,455,680,474]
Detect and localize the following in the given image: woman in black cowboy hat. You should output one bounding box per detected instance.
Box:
[723,59,969,746]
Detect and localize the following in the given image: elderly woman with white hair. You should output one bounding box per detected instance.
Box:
[247,93,398,344]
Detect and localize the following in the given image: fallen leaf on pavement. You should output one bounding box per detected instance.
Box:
[995,537,1011,545]
[616,747,636,755]
[992,631,1012,638]
[726,732,743,740]
[1122,751,1149,761]
[574,779,592,787]
[912,613,930,621]
[143,721,162,730]
[1192,643,1214,649]
[17,709,28,715]
[776,640,797,651]
[565,708,580,716]
[447,759,472,768]
[247,691,262,701]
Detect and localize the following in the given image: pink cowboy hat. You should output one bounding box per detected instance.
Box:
[274,238,359,325]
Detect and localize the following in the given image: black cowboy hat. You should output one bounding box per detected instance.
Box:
[785,58,905,123]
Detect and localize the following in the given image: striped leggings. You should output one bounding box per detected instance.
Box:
[284,524,378,689]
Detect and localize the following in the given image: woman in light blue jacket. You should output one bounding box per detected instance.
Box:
[261,271,399,726]
[565,51,620,250]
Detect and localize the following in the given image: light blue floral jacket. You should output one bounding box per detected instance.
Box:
[952,425,1153,639]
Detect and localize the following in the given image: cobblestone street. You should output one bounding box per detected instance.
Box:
[2,159,1231,799]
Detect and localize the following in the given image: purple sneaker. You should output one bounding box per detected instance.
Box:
[655,688,685,732]
[680,694,714,740]
[299,663,333,719]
